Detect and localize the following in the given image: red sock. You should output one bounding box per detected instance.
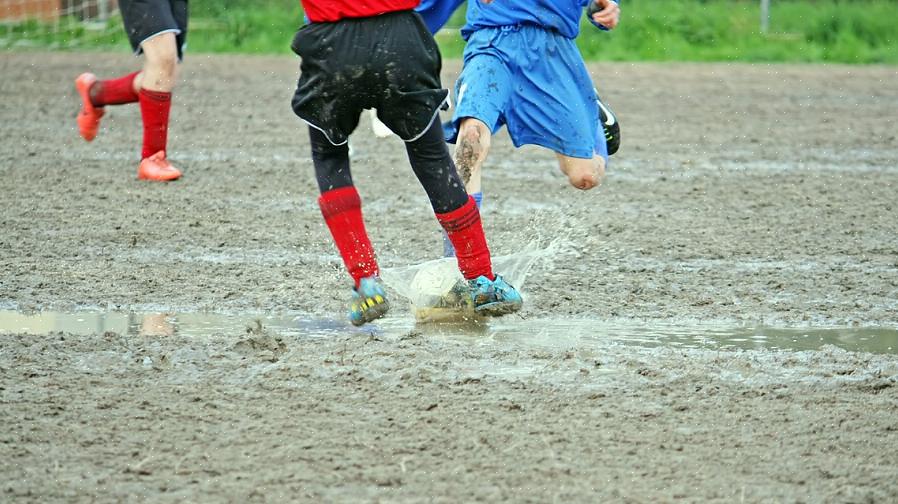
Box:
[318,186,379,287]
[436,196,494,281]
[139,89,172,159]
[93,72,139,106]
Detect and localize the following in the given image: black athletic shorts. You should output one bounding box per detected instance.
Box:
[118,0,189,60]
[291,10,448,145]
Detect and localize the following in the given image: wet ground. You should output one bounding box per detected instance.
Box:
[2,52,898,502]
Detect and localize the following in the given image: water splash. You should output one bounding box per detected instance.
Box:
[380,239,565,316]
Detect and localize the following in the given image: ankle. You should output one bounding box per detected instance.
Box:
[88,82,101,107]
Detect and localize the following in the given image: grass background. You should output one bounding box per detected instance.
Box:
[2,0,897,63]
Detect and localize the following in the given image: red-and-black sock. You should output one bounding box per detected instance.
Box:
[436,196,494,281]
[92,72,140,106]
[318,186,379,288]
[139,88,172,159]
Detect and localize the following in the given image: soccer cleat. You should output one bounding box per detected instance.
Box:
[75,73,104,142]
[349,276,390,326]
[596,92,620,156]
[468,274,522,317]
[138,151,182,181]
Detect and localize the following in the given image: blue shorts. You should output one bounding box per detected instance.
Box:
[445,25,607,160]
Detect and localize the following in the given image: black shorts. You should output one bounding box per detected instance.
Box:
[118,0,188,60]
[291,10,448,145]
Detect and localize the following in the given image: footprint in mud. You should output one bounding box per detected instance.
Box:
[231,320,288,363]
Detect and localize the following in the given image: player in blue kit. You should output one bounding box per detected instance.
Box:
[374,0,620,160]
[428,0,621,256]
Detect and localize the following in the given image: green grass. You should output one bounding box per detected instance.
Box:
[3,0,897,63]
[575,0,898,63]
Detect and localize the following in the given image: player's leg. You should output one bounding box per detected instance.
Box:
[135,31,181,181]
[500,27,606,190]
[292,19,388,325]
[74,71,138,142]
[441,42,511,256]
[309,126,388,326]
[454,117,490,194]
[405,118,522,316]
[73,0,150,142]
[440,116,490,256]
[557,153,606,190]
[138,32,179,93]
[446,47,510,192]
[76,0,185,181]
[371,13,521,316]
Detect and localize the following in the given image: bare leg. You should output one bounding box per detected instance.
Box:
[454,117,491,194]
[133,32,182,180]
[556,153,606,190]
[135,32,179,93]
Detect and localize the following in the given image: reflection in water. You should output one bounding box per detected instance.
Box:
[138,313,175,337]
[0,310,896,355]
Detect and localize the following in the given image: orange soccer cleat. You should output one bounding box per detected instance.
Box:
[138,151,182,181]
[75,73,104,142]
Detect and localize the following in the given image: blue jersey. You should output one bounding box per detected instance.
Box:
[416,0,464,33]
[461,0,591,40]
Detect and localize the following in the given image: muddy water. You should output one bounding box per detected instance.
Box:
[3,309,896,354]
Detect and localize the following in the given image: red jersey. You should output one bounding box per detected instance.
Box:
[302,0,420,23]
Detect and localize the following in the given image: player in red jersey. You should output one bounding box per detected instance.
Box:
[74,0,186,181]
[292,0,523,325]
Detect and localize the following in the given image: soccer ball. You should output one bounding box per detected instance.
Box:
[409,260,461,301]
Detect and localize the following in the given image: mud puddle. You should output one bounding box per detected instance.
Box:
[1,309,896,354]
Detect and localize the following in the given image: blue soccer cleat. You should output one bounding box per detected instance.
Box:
[349,276,390,326]
[468,274,523,317]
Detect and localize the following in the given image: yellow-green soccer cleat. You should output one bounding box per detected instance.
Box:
[349,276,390,326]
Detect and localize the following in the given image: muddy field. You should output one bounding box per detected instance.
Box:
[1,52,898,502]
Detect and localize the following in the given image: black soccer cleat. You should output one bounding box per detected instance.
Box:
[596,92,620,156]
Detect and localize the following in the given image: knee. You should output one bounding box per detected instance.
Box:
[151,52,178,78]
[455,120,490,181]
[569,171,598,190]
[143,36,179,77]
[458,120,490,157]
[567,159,605,191]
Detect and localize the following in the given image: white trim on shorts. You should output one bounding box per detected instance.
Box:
[401,94,450,143]
[134,28,183,56]
[298,92,449,147]
[301,118,350,147]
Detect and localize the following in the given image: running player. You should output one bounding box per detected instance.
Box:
[74,0,186,181]
[292,0,523,325]
[439,0,621,255]
[371,0,621,156]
